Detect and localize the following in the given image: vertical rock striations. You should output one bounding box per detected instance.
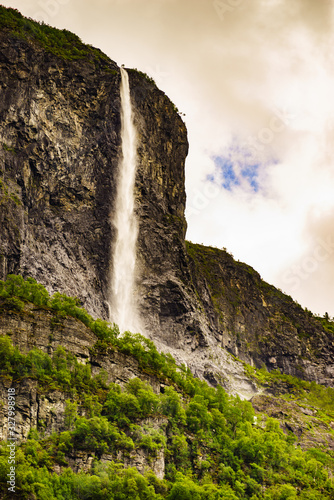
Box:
[0,25,121,319]
[0,9,333,394]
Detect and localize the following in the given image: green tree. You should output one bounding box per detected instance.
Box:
[64,400,78,430]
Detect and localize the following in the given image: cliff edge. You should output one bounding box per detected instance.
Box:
[0,7,333,397]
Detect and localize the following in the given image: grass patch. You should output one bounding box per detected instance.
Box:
[244,362,334,416]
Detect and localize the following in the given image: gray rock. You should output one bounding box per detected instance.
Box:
[0,26,333,401]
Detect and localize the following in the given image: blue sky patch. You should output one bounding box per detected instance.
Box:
[240,164,260,192]
[209,143,267,193]
[210,156,240,191]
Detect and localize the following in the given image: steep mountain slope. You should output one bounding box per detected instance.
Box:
[0,276,333,499]
[0,6,333,399]
[186,242,334,386]
[0,11,120,319]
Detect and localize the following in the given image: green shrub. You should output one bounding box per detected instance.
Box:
[0,274,334,499]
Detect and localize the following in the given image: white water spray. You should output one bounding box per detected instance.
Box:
[110,67,141,333]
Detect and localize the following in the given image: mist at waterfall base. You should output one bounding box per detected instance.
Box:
[109,68,142,334]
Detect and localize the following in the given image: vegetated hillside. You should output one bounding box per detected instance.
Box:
[186,241,334,386]
[0,275,334,499]
[0,5,111,62]
[0,4,333,396]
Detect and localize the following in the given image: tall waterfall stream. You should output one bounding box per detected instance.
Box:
[110,67,141,333]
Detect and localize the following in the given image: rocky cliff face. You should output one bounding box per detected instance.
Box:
[185,242,334,387]
[0,299,167,478]
[1,299,333,485]
[0,9,333,398]
[0,20,191,332]
[0,26,121,319]
[1,10,334,495]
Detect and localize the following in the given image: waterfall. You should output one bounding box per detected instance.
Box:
[110,67,141,333]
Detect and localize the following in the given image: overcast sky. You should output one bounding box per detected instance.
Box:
[2,0,334,316]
